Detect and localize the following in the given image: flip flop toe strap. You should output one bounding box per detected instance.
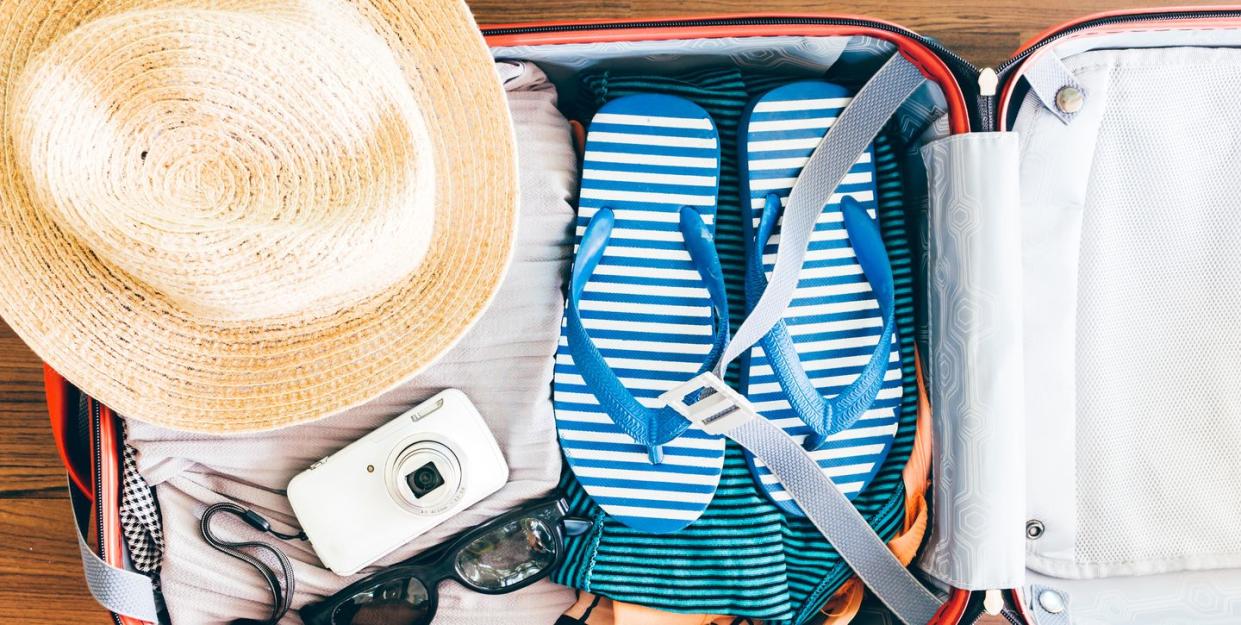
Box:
[565,206,729,464]
[748,193,898,451]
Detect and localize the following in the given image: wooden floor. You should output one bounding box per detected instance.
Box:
[0,0,1217,622]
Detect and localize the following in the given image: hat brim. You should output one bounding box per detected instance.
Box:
[0,0,517,432]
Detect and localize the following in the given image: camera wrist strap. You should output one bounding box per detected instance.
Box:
[201,502,307,625]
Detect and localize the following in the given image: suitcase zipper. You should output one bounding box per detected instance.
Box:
[483,16,979,83]
[89,398,125,625]
[976,67,999,133]
[487,11,1241,131]
[486,16,978,130]
[91,398,106,562]
[997,9,1241,75]
[986,8,1241,130]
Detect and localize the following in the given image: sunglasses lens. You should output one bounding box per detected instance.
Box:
[331,577,431,625]
[455,516,557,591]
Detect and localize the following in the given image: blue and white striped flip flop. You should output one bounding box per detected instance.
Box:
[738,81,904,516]
[554,94,729,534]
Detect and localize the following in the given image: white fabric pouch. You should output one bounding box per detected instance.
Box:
[1016,45,1241,581]
[918,132,1026,591]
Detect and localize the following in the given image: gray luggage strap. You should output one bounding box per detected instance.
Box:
[70,480,160,622]
[728,412,942,625]
[662,53,943,625]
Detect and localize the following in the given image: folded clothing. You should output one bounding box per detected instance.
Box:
[552,68,922,625]
[125,60,580,625]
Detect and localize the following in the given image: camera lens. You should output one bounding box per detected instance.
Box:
[388,440,463,513]
[406,462,445,499]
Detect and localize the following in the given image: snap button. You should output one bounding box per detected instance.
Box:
[1038,589,1065,614]
[1055,86,1084,114]
[1026,519,1045,539]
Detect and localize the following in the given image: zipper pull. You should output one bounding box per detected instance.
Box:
[976,67,1000,131]
[978,67,998,97]
[983,589,1004,615]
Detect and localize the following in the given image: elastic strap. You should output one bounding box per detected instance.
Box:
[722,416,942,625]
[69,482,161,622]
[667,53,943,625]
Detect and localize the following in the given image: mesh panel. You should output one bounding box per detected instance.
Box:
[1074,48,1241,568]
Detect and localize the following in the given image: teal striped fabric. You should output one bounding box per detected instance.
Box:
[553,68,920,625]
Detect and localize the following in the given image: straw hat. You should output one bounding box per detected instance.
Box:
[0,0,517,432]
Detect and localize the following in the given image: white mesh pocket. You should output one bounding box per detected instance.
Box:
[1020,46,1241,578]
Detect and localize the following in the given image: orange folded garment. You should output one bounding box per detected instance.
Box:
[559,592,760,625]
[813,353,934,625]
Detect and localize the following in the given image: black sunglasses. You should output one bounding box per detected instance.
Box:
[301,498,591,625]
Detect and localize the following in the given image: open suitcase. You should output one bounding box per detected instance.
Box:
[44,6,1241,625]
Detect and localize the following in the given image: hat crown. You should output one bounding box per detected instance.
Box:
[12,3,435,321]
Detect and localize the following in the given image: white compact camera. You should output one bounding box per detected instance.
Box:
[287,389,509,575]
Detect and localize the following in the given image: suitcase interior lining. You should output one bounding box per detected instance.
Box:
[1013,42,1241,580]
[490,34,953,196]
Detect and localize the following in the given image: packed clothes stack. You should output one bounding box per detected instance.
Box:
[113,55,935,624]
[549,67,924,625]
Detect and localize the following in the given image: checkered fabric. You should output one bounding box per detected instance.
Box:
[120,421,165,575]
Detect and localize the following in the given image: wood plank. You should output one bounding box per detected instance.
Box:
[0,334,64,498]
[0,498,107,622]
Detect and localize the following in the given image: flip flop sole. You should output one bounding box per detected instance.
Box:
[739,81,903,513]
[555,94,726,534]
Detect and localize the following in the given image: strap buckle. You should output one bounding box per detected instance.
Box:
[659,373,760,435]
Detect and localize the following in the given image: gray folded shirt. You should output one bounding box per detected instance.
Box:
[126,60,579,625]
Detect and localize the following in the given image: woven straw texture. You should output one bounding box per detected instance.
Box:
[0,0,518,432]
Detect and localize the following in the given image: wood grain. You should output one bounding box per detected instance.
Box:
[0,499,106,621]
[0,1,1221,622]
